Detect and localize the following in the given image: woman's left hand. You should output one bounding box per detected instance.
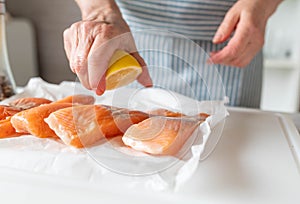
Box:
[209,0,282,68]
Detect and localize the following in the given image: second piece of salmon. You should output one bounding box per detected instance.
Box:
[45,105,149,148]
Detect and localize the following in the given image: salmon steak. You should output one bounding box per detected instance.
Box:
[122,114,209,155]
[11,103,73,138]
[45,105,149,148]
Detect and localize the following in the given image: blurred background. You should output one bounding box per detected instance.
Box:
[4,0,300,113]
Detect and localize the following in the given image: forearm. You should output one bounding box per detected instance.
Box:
[75,0,122,21]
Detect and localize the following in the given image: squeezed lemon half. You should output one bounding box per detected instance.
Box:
[106,50,142,90]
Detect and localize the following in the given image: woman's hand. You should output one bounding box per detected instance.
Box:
[209,0,282,68]
[63,1,152,95]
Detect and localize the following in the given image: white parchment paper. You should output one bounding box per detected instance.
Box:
[0,78,228,191]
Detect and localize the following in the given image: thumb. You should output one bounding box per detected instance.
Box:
[131,52,153,87]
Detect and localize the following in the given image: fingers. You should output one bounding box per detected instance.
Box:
[121,33,153,87]
[64,20,150,94]
[210,0,267,68]
[230,42,260,67]
[66,22,97,90]
[63,29,72,61]
[76,66,91,90]
[213,7,239,44]
[87,36,117,93]
[95,74,106,95]
[209,16,252,66]
[131,52,153,87]
[210,39,261,68]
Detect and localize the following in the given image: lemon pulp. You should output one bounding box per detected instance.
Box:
[106,50,142,90]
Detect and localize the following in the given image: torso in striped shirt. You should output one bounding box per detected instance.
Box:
[116,0,237,40]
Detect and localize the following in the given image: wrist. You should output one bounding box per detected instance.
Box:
[261,0,283,18]
[75,0,122,22]
[82,7,122,22]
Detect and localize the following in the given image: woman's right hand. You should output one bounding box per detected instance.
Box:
[63,10,152,95]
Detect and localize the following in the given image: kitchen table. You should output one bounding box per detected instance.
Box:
[0,107,299,204]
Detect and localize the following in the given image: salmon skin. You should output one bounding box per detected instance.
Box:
[122,114,209,155]
[11,103,73,138]
[0,117,23,138]
[0,105,21,120]
[9,97,52,110]
[55,94,95,105]
[45,105,149,148]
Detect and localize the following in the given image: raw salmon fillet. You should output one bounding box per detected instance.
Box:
[0,117,23,138]
[11,103,73,138]
[0,105,21,120]
[45,105,149,148]
[0,98,53,138]
[55,94,95,105]
[9,97,52,110]
[122,115,209,155]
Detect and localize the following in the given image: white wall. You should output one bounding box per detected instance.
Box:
[261,0,300,113]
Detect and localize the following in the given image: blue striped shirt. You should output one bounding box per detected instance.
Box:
[116,0,262,108]
[116,0,237,40]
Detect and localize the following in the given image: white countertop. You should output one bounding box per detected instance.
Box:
[0,108,299,204]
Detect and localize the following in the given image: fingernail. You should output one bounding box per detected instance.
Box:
[96,88,104,96]
[145,83,153,88]
[213,34,222,44]
[93,87,103,96]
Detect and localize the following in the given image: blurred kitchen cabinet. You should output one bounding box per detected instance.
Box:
[261,0,300,113]
[6,16,38,86]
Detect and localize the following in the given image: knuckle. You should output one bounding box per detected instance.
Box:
[80,21,93,32]
[233,61,242,68]
[63,29,70,38]
[101,24,114,37]
[258,36,265,46]
[236,63,244,68]
[235,60,248,68]
[92,23,109,34]
[70,22,79,30]
[229,45,239,57]
[247,20,264,35]
[71,56,87,71]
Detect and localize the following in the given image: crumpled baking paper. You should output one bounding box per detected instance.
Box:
[0,77,228,191]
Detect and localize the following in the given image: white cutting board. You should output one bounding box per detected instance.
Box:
[6,18,38,86]
[0,108,299,204]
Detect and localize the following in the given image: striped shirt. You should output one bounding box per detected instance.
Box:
[116,0,262,108]
[116,0,237,40]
